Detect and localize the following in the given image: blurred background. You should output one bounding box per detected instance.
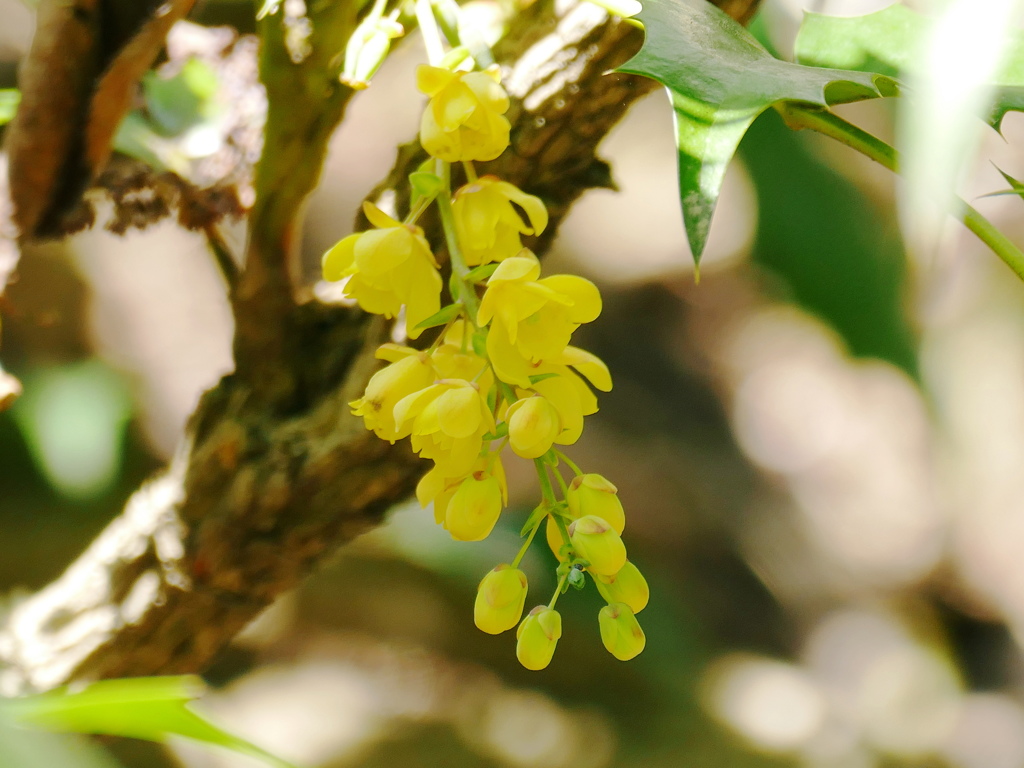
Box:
[5,0,1024,766]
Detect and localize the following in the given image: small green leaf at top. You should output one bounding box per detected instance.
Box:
[795,3,1024,130]
[617,0,897,263]
[415,302,462,330]
[1,676,298,768]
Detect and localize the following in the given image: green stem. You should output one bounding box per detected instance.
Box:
[415,0,445,66]
[462,161,478,183]
[554,450,582,477]
[548,569,571,610]
[534,458,556,506]
[512,518,542,569]
[437,160,481,324]
[554,513,573,550]
[404,191,438,225]
[775,102,1024,283]
[551,464,569,495]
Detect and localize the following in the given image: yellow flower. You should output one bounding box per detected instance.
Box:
[417,455,508,527]
[516,606,562,670]
[598,603,646,661]
[349,347,435,442]
[430,324,493,388]
[395,379,495,477]
[569,515,626,576]
[593,560,649,613]
[322,202,442,338]
[446,470,504,541]
[417,65,510,162]
[567,474,624,534]
[478,253,602,387]
[475,565,528,634]
[453,177,548,266]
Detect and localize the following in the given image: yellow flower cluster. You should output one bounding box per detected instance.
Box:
[323,62,648,670]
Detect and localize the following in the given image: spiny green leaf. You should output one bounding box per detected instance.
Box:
[415,302,463,330]
[0,89,19,126]
[2,676,298,768]
[795,3,1024,130]
[618,0,896,263]
[980,166,1024,200]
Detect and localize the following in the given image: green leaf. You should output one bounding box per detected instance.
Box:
[143,58,220,136]
[2,676,298,768]
[528,372,560,385]
[409,171,444,200]
[0,89,20,126]
[464,262,499,283]
[795,3,1024,130]
[617,0,896,263]
[739,111,917,377]
[472,328,489,358]
[415,302,463,330]
[520,504,548,537]
[980,166,1024,200]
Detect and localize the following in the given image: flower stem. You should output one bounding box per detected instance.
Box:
[462,161,478,183]
[512,517,542,569]
[437,160,481,323]
[554,513,573,550]
[534,458,557,506]
[775,102,1024,283]
[554,450,582,477]
[415,0,445,67]
[548,569,570,610]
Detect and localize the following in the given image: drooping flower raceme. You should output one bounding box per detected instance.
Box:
[324,57,647,671]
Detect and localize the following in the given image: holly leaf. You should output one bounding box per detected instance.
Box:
[980,166,1024,200]
[795,3,1024,130]
[2,676,298,768]
[618,0,897,265]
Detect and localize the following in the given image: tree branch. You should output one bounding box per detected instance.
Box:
[0,0,761,694]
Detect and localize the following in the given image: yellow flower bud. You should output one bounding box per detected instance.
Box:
[569,515,626,576]
[475,564,528,634]
[567,473,625,534]
[417,65,510,162]
[506,395,561,459]
[598,603,646,661]
[350,352,434,442]
[593,560,649,613]
[445,473,503,541]
[516,606,562,670]
[453,177,548,266]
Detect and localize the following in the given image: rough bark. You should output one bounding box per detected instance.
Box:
[0,0,761,694]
